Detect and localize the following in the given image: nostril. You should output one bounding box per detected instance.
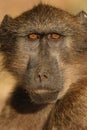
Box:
[43,74,48,80]
[40,74,48,81]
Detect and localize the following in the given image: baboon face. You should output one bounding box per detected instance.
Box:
[0,4,87,104]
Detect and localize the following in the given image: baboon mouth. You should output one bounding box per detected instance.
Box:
[29,88,58,95]
[29,88,59,104]
[33,89,52,94]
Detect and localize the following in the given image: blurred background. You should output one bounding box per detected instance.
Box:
[0,0,87,21]
[0,0,87,111]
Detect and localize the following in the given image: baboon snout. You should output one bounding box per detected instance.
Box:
[35,69,49,83]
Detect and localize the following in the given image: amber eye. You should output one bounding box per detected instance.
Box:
[28,34,38,40]
[51,33,60,39]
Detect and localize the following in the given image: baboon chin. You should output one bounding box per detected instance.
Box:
[0,3,87,130]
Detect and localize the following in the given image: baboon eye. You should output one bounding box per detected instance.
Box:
[28,34,38,40]
[47,33,61,40]
[51,33,60,39]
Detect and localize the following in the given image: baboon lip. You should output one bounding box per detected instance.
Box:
[30,89,58,94]
[34,89,51,94]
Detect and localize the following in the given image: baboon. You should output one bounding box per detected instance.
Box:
[0,4,87,130]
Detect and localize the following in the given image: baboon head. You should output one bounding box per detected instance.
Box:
[0,4,87,104]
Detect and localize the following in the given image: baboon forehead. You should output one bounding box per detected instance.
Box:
[22,4,72,20]
[15,4,78,34]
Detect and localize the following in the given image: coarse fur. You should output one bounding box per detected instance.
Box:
[0,4,87,130]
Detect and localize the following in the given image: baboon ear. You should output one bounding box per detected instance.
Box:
[77,11,87,18]
[1,15,13,27]
[76,11,87,23]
